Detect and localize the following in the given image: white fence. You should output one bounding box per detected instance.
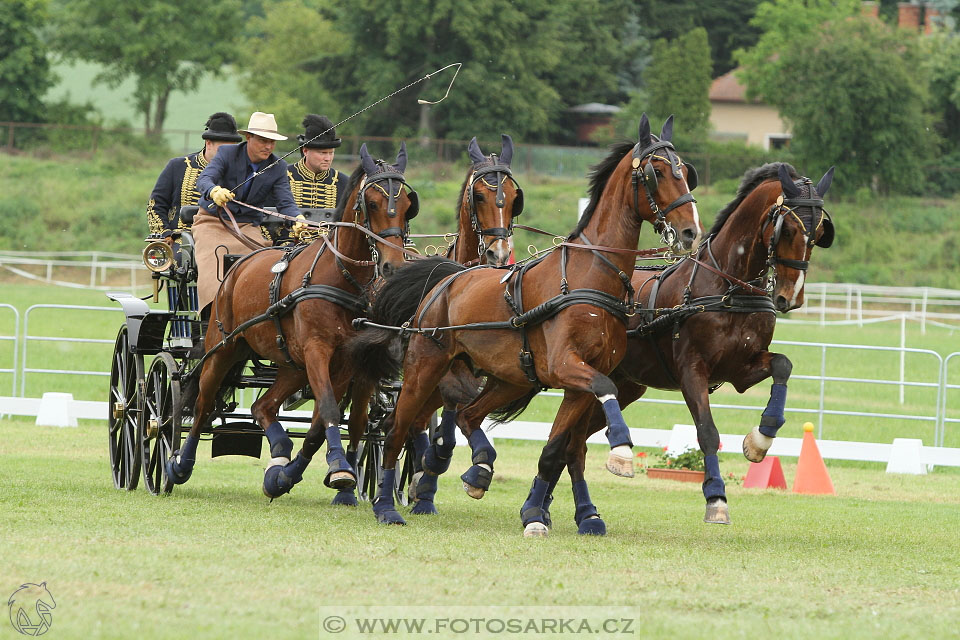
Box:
[0,250,147,291]
[795,282,960,331]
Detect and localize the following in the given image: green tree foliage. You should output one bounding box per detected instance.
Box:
[47,0,243,135]
[759,17,930,194]
[322,0,630,143]
[642,27,712,143]
[735,0,860,102]
[636,0,763,77]
[0,0,53,123]
[238,0,345,136]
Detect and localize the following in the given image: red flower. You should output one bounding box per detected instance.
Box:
[662,446,668,452]
[637,452,648,458]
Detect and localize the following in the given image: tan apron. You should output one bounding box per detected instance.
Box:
[192,213,268,310]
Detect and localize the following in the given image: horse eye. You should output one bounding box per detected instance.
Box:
[474,191,485,203]
[654,168,663,178]
[366,198,378,212]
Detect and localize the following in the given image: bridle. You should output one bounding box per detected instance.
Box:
[353,164,420,271]
[760,178,834,291]
[464,157,524,255]
[630,137,698,248]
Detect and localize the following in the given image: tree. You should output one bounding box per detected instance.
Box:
[322,0,631,143]
[0,0,53,123]
[735,0,860,102]
[642,28,712,143]
[758,17,930,193]
[48,0,243,135]
[238,0,346,136]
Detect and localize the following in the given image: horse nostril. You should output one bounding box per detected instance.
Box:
[775,295,788,312]
[485,249,499,265]
[381,262,396,277]
[681,227,697,246]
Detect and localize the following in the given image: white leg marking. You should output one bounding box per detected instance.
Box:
[268,456,291,469]
[598,394,617,404]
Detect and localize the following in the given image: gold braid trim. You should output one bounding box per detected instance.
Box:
[146,198,165,235]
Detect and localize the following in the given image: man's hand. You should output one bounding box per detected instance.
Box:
[210,186,235,207]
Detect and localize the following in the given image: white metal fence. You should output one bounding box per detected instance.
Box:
[0,303,19,395]
[1,250,147,291]
[795,282,960,331]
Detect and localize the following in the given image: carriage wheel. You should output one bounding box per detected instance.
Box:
[139,353,181,495]
[108,325,142,490]
[355,435,382,502]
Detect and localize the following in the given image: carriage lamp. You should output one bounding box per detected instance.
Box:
[142,241,174,272]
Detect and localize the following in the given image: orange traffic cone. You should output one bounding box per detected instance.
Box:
[792,422,835,495]
[743,456,787,490]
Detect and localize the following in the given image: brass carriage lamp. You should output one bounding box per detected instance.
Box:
[142,241,174,302]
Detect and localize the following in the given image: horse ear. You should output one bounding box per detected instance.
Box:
[816,166,835,197]
[778,163,801,198]
[500,133,514,166]
[660,115,674,142]
[638,113,652,147]
[467,137,485,164]
[360,143,378,176]
[395,141,408,173]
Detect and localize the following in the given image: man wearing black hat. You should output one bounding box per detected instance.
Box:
[146,112,243,244]
[284,115,347,243]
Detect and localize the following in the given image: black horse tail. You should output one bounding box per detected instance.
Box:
[488,387,539,425]
[347,257,467,389]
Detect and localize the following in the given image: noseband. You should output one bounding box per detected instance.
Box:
[354,167,418,265]
[630,139,697,247]
[466,157,524,253]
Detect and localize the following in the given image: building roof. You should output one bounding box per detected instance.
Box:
[709,70,751,103]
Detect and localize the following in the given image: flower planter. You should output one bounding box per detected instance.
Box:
[646,468,705,483]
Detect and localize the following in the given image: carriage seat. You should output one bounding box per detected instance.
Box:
[179,205,200,226]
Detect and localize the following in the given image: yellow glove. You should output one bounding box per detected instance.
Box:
[210,186,235,207]
[292,214,318,242]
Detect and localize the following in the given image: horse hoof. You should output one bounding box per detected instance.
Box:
[376,509,407,525]
[463,482,486,500]
[605,452,635,478]
[408,471,423,503]
[263,465,291,499]
[742,427,772,463]
[331,491,358,507]
[165,456,194,485]
[577,516,606,536]
[704,499,731,525]
[523,522,549,538]
[328,471,357,491]
[411,500,438,515]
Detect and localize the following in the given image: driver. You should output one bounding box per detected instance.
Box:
[194,111,299,314]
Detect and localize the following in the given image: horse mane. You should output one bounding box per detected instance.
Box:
[336,165,367,219]
[709,162,798,236]
[571,140,637,239]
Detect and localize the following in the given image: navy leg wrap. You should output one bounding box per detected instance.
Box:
[166,434,199,484]
[572,480,605,535]
[332,449,358,506]
[323,425,356,489]
[265,422,293,459]
[702,454,726,502]
[372,469,406,525]
[263,452,311,498]
[541,473,560,529]
[410,431,439,514]
[520,477,550,527]
[601,398,633,448]
[460,429,497,490]
[423,410,457,474]
[759,383,788,438]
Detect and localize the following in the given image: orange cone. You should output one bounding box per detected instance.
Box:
[792,422,835,495]
[743,456,787,490]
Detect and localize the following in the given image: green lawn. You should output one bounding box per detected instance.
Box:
[1,420,958,639]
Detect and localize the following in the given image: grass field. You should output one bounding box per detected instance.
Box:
[1,419,958,639]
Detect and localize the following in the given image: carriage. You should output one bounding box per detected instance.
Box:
[105,205,419,500]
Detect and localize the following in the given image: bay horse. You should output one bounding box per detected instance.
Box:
[521,163,835,536]
[165,143,420,500]
[353,114,702,527]
[332,133,525,507]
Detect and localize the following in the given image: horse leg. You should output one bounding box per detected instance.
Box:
[742,352,793,462]
[410,395,443,516]
[520,419,573,538]
[677,361,730,524]
[373,347,455,525]
[166,340,243,484]
[250,367,307,482]
[562,396,607,535]
[457,379,533,499]
[331,380,373,507]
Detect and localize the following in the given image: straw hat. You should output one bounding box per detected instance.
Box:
[238,111,287,141]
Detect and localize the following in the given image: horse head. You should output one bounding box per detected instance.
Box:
[767,164,835,312]
[630,113,702,253]
[353,142,419,277]
[461,134,523,266]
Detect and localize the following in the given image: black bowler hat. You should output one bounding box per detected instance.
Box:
[298,114,341,149]
[201,112,243,143]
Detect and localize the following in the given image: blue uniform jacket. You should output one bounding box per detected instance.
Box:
[146,151,208,237]
[196,142,299,223]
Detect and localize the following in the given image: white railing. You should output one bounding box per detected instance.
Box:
[0,304,19,396]
[795,283,960,331]
[0,250,147,292]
